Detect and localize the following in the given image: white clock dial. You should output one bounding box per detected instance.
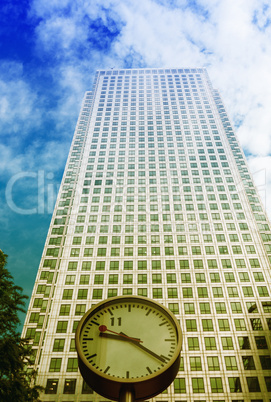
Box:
[79,300,177,379]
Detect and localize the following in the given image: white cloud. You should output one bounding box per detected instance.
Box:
[0,61,41,137]
[0,144,24,175]
[8,0,271,222]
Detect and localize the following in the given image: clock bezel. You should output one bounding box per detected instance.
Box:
[75,295,182,401]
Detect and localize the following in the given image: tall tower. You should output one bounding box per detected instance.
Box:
[22,68,271,401]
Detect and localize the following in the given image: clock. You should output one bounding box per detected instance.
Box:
[75,295,182,401]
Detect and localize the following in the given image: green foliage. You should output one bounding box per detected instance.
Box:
[0,250,43,402]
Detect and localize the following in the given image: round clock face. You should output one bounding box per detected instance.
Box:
[76,296,181,381]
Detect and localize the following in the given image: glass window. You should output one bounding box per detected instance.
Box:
[205,337,217,350]
[188,337,200,350]
[196,273,206,282]
[65,275,75,285]
[93,289,103,299]
[96,261,105,270]
[221,336,233,350]
[167,273,176,283]
[124,261,133,270]
[228,287,239,297]
[80,275,90,285]
[82,261,91,270]
[212,287,223,298]
[218,319,230,331]
[63,379,76,394]
[152,288,163,298]
[238,336,251,349]
[151,260,161,270]
[184,303,195,314]
[49,358,62,372]
[228,377,242,392]
[246,377,261,392]
[253,272,264,281]
[179,260,189,269]
[190,356,202,371]
[257,286,269,297]
[56,321,68,333]
[200,302,211,314]
[173,378,186,393]
[137,288,147,297]
[138,274,147,284]
[192,378,204,393]
[215,302,226,314]
[202,319,213,331]
[68,262,78,271]
[234,319,246,331]
[186,319,197,331]
[207,356,220,371]
[242,356,256,370]
[255,336,268,349]
[108,289,118,298]
[198,287,208,298]
[166,260,175,269]
[75,304,86,316]
[77,289,88,300]
[225,356,238,370]
[250,318,263,330]
[151,247,160,256]
[231,302,242,313]
[59,304,71,316]
[210,273,220,282]
[210,377,223,393]
[53,338,65,352]
[194,259,203,269]
[110,261,119,270]
[123,274,133,284]
[66,358,78,372]
[109,274,118,284]
[168,303,179,314]
[183,288,193,298]
[45,379,58,394]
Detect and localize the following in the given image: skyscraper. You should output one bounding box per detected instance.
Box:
[22,68,271,401]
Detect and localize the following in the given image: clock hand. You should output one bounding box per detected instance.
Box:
[100,332,134,341]
[99,325,142,343]
[128,338,167,363]
[99,331,166,363]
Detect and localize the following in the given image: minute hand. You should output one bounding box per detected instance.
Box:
[99,332,166,363]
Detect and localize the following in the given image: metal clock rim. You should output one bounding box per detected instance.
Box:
[75,295,182,384]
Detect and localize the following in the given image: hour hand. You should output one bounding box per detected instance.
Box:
[99,332,132,342]
[99,325,142,342]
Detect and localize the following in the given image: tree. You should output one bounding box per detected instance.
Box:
[0,250,43,401]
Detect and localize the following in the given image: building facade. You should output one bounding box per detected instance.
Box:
[22,68,271,401]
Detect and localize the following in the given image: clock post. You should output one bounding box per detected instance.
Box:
[119,387,135,402]
[75,296,182,401]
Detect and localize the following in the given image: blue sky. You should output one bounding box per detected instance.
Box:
[1,0,271,329]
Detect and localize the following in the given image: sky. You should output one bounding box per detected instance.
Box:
[1,0,271,328]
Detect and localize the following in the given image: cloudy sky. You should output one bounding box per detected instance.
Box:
[1,0,271,326]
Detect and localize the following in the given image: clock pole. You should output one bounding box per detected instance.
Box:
[119,387,135,402]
